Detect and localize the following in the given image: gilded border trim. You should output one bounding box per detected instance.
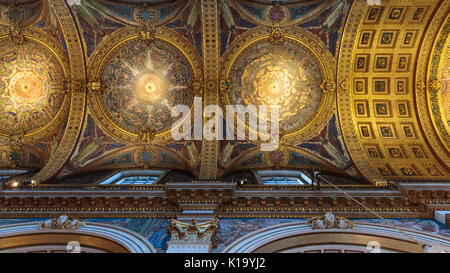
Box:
[31,0,87,183]
[336,1,379,181]
[199,0,220,179]
[415,1,450,170]
[427,16,450,149]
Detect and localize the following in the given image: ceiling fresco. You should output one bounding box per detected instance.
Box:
[100,39,195,134]
[227,37,324,134]
[0,39,65,134]
[0,0,70,171]
[221,27,336,141]
[0,0,448,184]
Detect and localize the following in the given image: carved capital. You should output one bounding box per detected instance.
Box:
[167,218,219,242]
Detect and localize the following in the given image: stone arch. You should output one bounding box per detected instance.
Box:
[0,221,156,253]
[222,221,450,253]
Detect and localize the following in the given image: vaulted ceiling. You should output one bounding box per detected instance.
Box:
[0,0,448,184]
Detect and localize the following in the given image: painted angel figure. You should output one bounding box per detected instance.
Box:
[304,0,350,47]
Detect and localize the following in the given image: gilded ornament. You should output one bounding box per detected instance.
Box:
[416,81,426,92]
[87,80,104,94]
[269,27,284,44]
[321,80,337,93]
[167,218,219,242]
[428,80,442,92]
[307,212,355,229]
[135,3,158,45]
[38,215,84,230]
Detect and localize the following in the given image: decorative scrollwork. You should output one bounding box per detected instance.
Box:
[138,126,156,144]
[321,80,337,93]
[38,215,85,230]
[167,218,219,242]
[135,3,158,45]
[307,212,355,229]
[269,27,284,44]
[87,80,104,94]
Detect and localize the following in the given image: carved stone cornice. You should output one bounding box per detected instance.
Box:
[1,183,448,219]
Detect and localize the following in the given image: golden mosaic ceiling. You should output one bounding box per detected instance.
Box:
[0,38,66,135]
[91,31,200,141]
[220,28,336,140]
[0,0,448,183]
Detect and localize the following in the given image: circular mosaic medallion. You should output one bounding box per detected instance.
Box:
[0,39,66,135]
[221,28,336,141]
[264,5,290,25]
[100,39,196,134]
